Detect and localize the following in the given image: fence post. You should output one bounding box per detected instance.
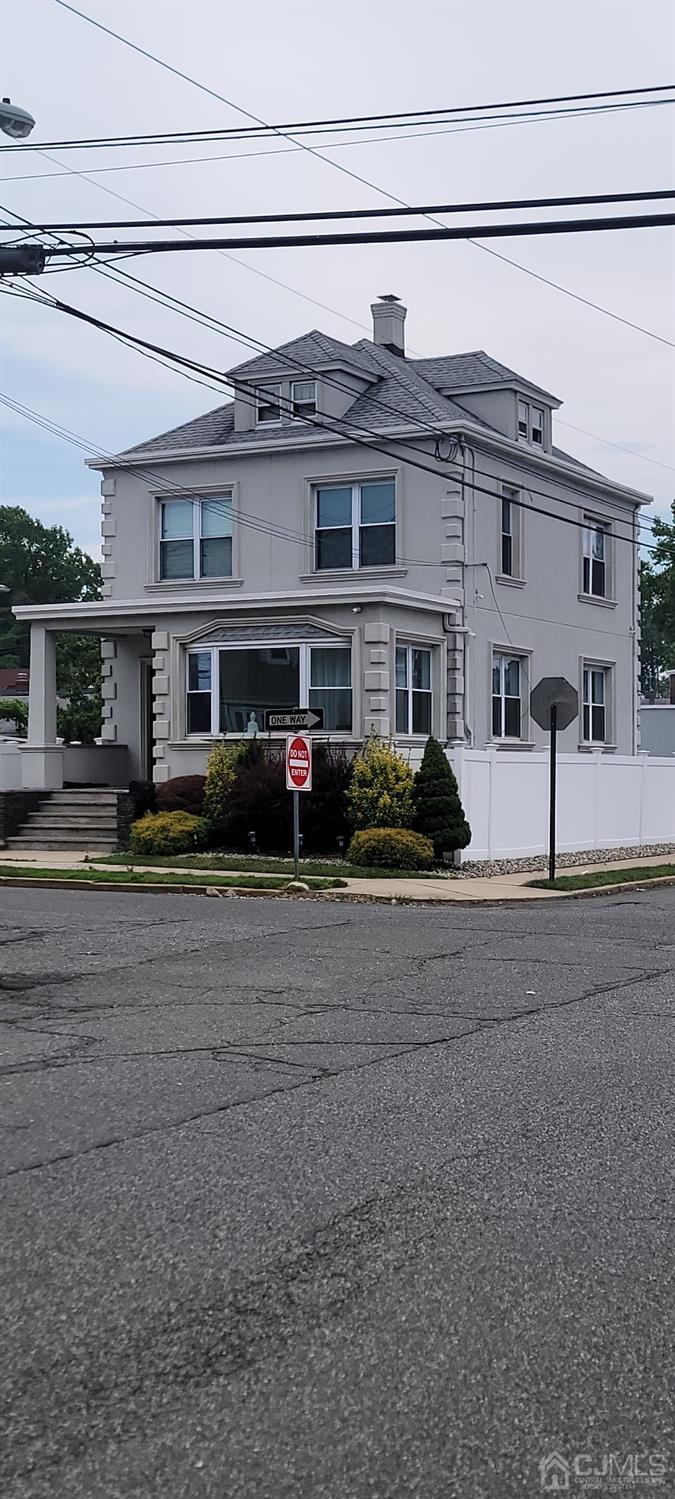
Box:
[487,748,496,859]
[638,751,648,846]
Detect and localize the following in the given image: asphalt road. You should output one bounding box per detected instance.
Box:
[0,886,673,1498]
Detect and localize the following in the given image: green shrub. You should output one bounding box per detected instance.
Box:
[203,740,247,836]
[412,736,471,858]
[155,774,206,815]
[346,735,414,831]
[129,811,209,856]
[0,697,28,733]
[347,827,435,870]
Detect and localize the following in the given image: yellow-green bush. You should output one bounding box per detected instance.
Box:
[202,738,248,835]
[129,811,209,856]
[346,736,414,830]
[347,827,435,870]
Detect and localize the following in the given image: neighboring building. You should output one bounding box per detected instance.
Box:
[0,667,29,737]
[14,295,650,789]
[640,671,675,756]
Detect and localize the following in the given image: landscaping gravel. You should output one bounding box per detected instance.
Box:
[456,842,675,878]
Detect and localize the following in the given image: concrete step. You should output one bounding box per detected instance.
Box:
[26,807,119,821]
[5,843,118,853]
[5,833,118,851]
[46,793,120,805]
[23,818,119,833]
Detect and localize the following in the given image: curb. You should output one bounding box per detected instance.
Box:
[0,870,674,905]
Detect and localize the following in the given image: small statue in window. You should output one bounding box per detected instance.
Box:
[246,712,259,738]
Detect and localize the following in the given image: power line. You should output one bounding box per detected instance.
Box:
[4,107,668,187]
[3,97,672,156]
[8,76,674,150]
[50,0,675,348]
[3,281,659,557]
[556,419,675,474]
[17,188,675,234]
[2,197,664,523]
[29,211,675,260]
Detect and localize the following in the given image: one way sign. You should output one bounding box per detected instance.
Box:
[264,707,324,732]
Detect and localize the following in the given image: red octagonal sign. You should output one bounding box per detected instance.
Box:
[286,734,312,792]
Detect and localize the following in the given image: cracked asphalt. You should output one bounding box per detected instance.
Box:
[0,886,673,1499]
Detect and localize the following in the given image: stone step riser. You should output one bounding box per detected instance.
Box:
[5,841,118,852]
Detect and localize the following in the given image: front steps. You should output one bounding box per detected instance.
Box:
[4,789,121,852]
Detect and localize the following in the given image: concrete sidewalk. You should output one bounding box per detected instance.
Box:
[1,848,674,901]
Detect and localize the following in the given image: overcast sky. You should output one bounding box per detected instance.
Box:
[1,0,673,561]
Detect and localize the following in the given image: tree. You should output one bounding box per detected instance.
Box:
[411,735,471,859]
[640,502,675,699]
[0,506,103,741]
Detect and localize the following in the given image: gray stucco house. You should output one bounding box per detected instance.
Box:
[16,295,650,792]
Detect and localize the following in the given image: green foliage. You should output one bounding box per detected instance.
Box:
[156,775,206,815]
[347,826,435,870]
[0,506,103,741]
[0,697,28,732]
[129,810,209,856]
[641,503,675,698]
[412,736,471,858]
[346,735,414,830]
[203,739,247,835]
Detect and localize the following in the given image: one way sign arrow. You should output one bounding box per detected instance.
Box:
[263,707,325,732]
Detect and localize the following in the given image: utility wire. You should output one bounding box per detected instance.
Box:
[16,188,675,234]
[3,280,659,557]
[27,211,675,259]
[8,75,675,150]
[2,198,664,524]
[50,0,675,347]
[4,106,669,186]
[2,98,672,155]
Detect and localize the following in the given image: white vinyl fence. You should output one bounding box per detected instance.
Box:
[448,748,675,863]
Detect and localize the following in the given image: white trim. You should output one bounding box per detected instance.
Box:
[13,585,462,624]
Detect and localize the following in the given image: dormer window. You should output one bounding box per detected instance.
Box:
[291,380,317,419]
[256,385,282,424]
[518,398,546,447]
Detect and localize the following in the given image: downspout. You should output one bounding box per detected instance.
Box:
[460,437,477,745]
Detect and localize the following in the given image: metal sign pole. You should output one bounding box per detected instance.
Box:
[549,703,558,884]
[293,790,300,882]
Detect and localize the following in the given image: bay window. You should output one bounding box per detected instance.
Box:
[395,644,432,735]
[186,641,352,735]
[159,496,233,581]
[315,479,396,571]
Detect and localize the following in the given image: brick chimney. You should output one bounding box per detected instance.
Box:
[371,294,406,356]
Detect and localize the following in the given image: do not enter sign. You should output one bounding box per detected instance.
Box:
[286,734,312,792]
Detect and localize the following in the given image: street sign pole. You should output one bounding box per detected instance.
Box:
[549,703,558,884]
[293,789,300,881]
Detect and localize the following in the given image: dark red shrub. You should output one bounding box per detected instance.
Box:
[155,774,206,815]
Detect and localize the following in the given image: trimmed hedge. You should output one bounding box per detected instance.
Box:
[155,775,206,815]
[129,810,209,856]
[346,827,435,871]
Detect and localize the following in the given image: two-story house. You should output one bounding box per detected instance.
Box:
[15,295,650,796]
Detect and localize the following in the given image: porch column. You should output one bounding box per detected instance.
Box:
[20,624,64,788]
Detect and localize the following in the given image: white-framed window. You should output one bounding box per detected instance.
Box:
[186,641,352,736]
[256,384,282,424]
[500,485,522,578]
[159,496,233,581]
[291,380,317,419]
[395,643,432,735]
[492,652,524,739]
[517,398,545,446]
[582,519,608,598]
[314,479,396,571]
[582,664,609,744]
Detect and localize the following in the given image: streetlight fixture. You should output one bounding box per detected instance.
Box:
[0,99,36,139]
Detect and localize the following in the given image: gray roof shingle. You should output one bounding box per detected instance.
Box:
[112,332,562,461]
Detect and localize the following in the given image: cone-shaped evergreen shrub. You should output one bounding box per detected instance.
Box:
[412,736,471,858]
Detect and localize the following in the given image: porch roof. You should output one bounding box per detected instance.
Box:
[13,584,461,629]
